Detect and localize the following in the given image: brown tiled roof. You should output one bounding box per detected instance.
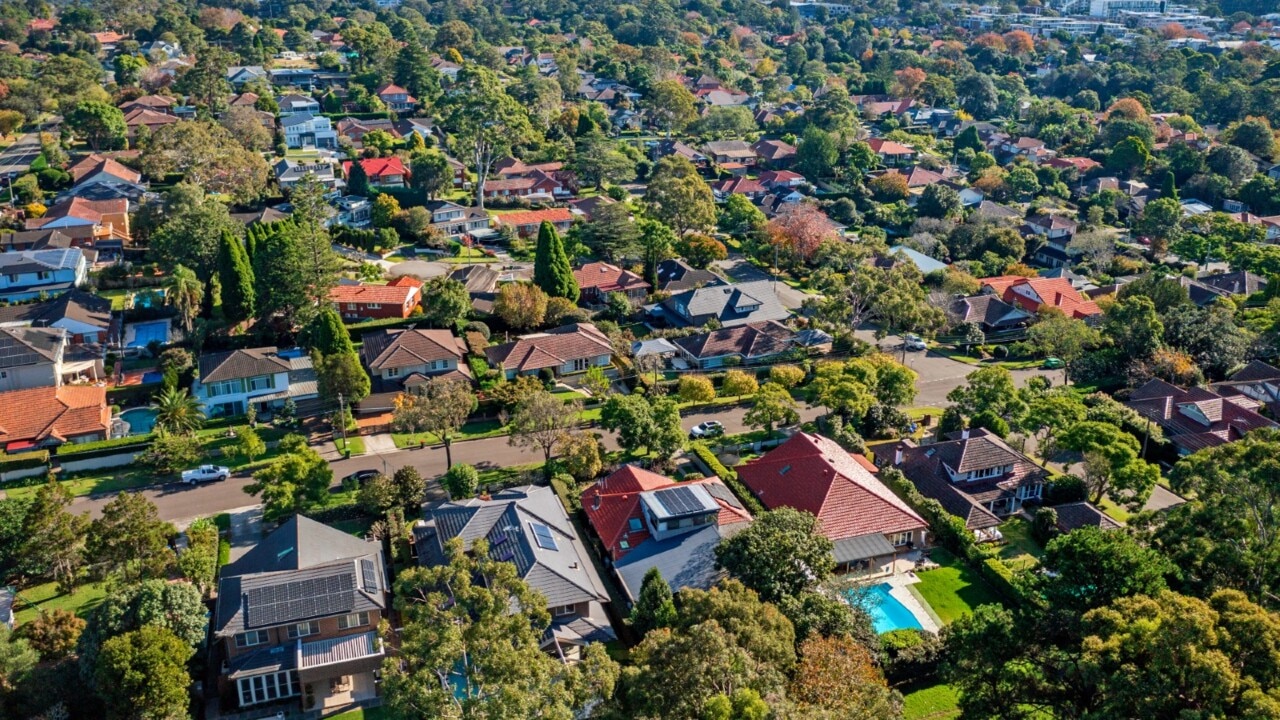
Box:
[69,154,142,184]
[123,107,179,127]
[360,329,465,371]
[1228,360,1280,384]
[329,282,419,308]
[1053,501,1122,532]
[572,262,649,294]
[486,323,612,373]
[199,347,291,383]
[1126,378,1278,453]
[671,320,793,360]
[0,385,109,445]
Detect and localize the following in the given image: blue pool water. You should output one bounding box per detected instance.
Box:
[119,408,157,435]
[860,583,923,634]
[128,320,169,348]
[133,288,166,308]
[141,371,164,384]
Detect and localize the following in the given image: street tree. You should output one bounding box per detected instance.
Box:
[442,463,480,500]
[507,389,581,474]
[392,377,477,468]
[721,369,759,399]
[946,366,1028,426]
[744,382,799,434]
[678,375,716,404]
[1025,309,1101,383]
[558,431,603,482]
[244,435,333,521]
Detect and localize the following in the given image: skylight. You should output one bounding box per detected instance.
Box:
[530,522,558,551]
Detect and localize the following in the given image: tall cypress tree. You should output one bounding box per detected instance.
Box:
[629,567,677,636]
[217,231,256,323]
[532,220,579,302]
[347,159,371,198]
[1160,171,1179,201]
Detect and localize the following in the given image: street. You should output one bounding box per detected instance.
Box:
[0,134,41,178]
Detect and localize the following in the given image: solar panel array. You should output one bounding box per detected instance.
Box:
[360,558,378,594]
[245,573,355,628]
[530,522,559,551]
[653,486,703,516]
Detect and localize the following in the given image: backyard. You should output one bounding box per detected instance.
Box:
[995,518,1045,571]
[910,548,1006,625]
[902,681,961,720]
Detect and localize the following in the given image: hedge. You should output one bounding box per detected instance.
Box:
[56,434,152,457]
[979,557,1027,605]
[689,442,766,516]
[0,450,50,473]
[879,466,979,560]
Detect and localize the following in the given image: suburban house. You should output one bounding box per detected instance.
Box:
[0,384,110,451]
[739,433,928,573]
[866,138,917,167]
[62,154,147,202]
[654,280,790,328]
[493,208,573,238]
[579,465,753,601]
[335,118,398,147]
[672,321,795,369]
[329,276,422,321]
[0,229,77,253]
[194,347,318,418]
[572,262,650,305]
[1025,214,1079,243]
[1218,360,1280,416]
[27,198,131,245]
[751,139,797,167]
[653,140,707,167]
[226,65,269,87]
[0,289,116,345]
[1179,271,1268,306]
[486,323,613,380]
[213,516,388,714]
[1126,378,1277,456]
[0,326,102,390]
[701,140,757,167]
[375,83,416,112]
[358,328,469,412]
[888,428,1049,536]
[758,170,806,190]
[980,275,1102,320]
[122,107,179,137]
[0,249,90,302]
[1053,502,1123,533]
[654,259,723,293]
[332,196,372,228]
[342,157,408,189]
[422,200,491,241]
[277,93,321,116]
[282,114,338,149]
[710,177,767,200]
[413,485,617,662]
[481,171,565,201]
[274,159,343,192]
[947,295,1034,334]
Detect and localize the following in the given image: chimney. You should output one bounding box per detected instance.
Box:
[961,428,970,440]
[893,447,904,466]
[592,492,601,511]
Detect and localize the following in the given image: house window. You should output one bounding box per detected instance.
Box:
[628,518,643,532]
[287,621,320,639]
[572,357,590,372]
[387,367,400,377]
[618,540,629,550]
[889,532,913,547]
[237,671,300,706]
[36,271,51,281]
[337,612,370,630]
[205,379,243,398]
[366,303,381,309]
[247,375,274,392]
[235,630,270,648]
[552,604,576,617]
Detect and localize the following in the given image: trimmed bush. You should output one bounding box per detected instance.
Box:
[1044,474,1087,505]
[979,557,1026,605]
[56,434,152,456]
[0,450,49,473]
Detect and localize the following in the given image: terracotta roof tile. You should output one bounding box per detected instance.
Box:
[0,385,108,446]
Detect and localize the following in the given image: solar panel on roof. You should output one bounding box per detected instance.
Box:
[530,522,558,551]
[245,572,355,628]
[360,558,378,594]
[653,486,703,516]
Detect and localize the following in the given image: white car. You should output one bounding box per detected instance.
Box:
[181,465,230,484]
[903,334,928,351]
[690,421,725,438]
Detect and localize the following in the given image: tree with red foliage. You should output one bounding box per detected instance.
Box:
[765,204,837,266]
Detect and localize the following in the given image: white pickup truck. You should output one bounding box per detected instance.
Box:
[181,465,230,484]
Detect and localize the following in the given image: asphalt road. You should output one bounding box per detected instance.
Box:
[0,134,41,178]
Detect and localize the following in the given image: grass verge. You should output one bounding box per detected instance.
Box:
[13,581,108,625]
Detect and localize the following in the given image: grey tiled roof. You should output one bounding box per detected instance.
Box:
[0,326,62,368]
[660,281,790,328]
[613,523,740,602]
[1053,501,1122,532]
[672,320,793,360]
[198,346,291,383]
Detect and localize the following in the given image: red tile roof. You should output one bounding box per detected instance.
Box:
[494,208,573,228]
[329,281,420,307]
[581,465,753,560]
[122,108,179,127]
[572,262,649,294]
[69,154,142,184]
[738,432,925,542]
[485,323,612,373]
[0,385,109,447]
[711,177,766,195]
[867,138,915,155]
[342,157,407,182]
[981,275,1101,319]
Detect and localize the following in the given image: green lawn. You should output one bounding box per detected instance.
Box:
[12,581,108,625]
[328,707,388,720]
[996,518,1044,571]
[1097,496,1133,523]
[913,548,1005,625]
[329,516,376,537]
[95,287,133,310]
[902,681,962,720]
[391,419,507,448]
[336,436,366,456]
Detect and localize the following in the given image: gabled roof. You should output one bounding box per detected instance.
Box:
[0,385,108,446]
[122,107,179,127]
[867,138,915,155]
[672,320,794,360]
[1127,378,1277,453]
[492,208,573,228]
[342,156,407,181]
[0,289,112,333]
[654,259,723,293]
[40,198,128,223]
[751,139,797,160]
[711,176,766,195]
[359,328,465,371]
[738,433,925,542]
[329,281,419,308]
[1228,360,1280,384]
[0,326,63,368]
[418,485,611,609]
[948,294,1032,328]
[486,323,612,373]
[661,280,790,327]
[198,346,291,383]
[581,465,752,561]
[572,262,649,294]
[1054,501,1122,532]
[982,275,1101,319]
[0,248,85,273]
[69,154,142,185]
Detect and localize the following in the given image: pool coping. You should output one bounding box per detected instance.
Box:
[879,572,943,634]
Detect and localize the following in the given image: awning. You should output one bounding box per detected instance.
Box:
[832,532,897,564]
[5,441,36,452]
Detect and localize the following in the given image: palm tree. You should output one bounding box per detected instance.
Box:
[168,265,204,333]
[151,387,205,435]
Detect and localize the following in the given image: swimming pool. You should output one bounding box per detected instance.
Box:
[127,320,170,348]
[119,408,157,435]
[858,583,923,634]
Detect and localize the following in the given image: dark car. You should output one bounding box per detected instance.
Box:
[343,469,381,485]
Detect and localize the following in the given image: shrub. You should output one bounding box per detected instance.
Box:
[979,557,1026,605]
[463,321,491,341]
[1044,474,1087,504]
[881,628,943,684]
[442,464,480,499]
[0,450,50,473]
[768,364,806,388]
[1032,506,1059,546]
[992,344,1010,358]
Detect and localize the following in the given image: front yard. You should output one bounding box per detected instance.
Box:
[911,548,1006,625]
[12,580,108,625]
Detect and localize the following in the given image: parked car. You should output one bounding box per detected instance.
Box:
[1043,357,1065,369]
[690,420,725,438]
[343,469,380,485]
[903,334,927,351]
[181,465,230,484]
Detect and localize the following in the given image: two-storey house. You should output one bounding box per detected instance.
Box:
[214,516,388,714]
[0,249,89,303]
[330,276,422,321]
[572,262,649,306]
[889,428,1048,537]
[342,158,408,189]
[194,347,318,418]
[0,289,116,347]
[414,485,617,661]
[422,200,490,241]
[1126,378,1277,455]
[358,328,469,413]
[374,83,416,113]
[0,325,103,390]
[281,114,338,149]
[274,159,344,193]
